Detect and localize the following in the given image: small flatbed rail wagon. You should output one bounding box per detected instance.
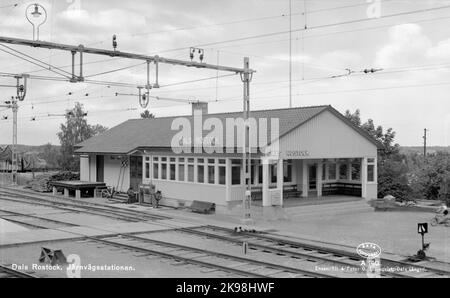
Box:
[49,180,106,199]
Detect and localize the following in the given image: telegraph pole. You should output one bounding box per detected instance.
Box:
[242,57,253,223]
[0,75,27,185]
[0,36,255,215]
[288,0,292,108]
[423,128,427,159]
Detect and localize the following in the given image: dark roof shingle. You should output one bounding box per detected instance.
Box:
[75,105,383,154]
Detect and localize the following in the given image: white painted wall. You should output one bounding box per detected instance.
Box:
[90,155,96,182]
[153,180,227,205]
[79,155,90,181]
[103,155,130,192]
[367,184,377,200]
[229,185,245,202]
[275,110,378,159]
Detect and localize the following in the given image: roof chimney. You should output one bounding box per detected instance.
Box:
[191,101,208,116]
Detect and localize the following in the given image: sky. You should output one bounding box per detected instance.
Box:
[1,0,450,146]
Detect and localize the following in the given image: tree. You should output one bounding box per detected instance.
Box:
[344,109,361,127]
[345,109,409,200]
[57,102,108,171]
[140,110,155,119]
[39,143,61,169]
[409,152,450,201]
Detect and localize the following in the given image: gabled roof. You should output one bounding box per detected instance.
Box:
[75,105,384,154]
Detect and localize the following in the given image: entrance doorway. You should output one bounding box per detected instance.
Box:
[129,156,143,191]
[308,164,317,191]
[96,155,104,182]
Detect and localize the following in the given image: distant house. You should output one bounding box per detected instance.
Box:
[0,145,12,171]
[0,145,47,171]
[75,104,383,208]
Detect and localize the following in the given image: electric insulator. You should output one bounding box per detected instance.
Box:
[112,34,117,51]
[139,92,149,108]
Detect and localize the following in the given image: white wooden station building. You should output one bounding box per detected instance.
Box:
[76,104,382,208]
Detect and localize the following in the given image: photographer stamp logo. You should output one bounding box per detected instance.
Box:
[357,242,382,278]
[356,242,382,259]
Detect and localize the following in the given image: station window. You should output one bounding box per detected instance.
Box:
[322,164,326,181]
[231,159,241,185]
[153,161,159,179]
[178,158,185,182]
[284,160,292,183]
[258,164,263,184]
[187,159,194,182]
[197,164,204,183]
[328,163,336,180]
[351,163,361,181]
[339,164,348,180]
[207,159,215,184]
[251,160,257,185]
[367,158,376,182]
[270,164,277,183]
[145,162,150,179]
[218,165,226,185]
[161,163,167,180]
[170,164,176,181]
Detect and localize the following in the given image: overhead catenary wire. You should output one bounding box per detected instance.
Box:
[3,4,448,80]
[160,4,450,51]
[3,60,450,110]
[0,44,74,77]
[0,46,72,79]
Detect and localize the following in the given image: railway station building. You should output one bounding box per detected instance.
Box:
[75,104,383,208]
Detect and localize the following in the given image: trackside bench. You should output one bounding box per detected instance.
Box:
[189,200,216,214]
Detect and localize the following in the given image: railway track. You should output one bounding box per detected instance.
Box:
[1,187,448,278]
[182,225,450,278]
[0,188,169,222]
[0,264,37,278]
[89,234,333,278]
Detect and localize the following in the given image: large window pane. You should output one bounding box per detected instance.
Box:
[232,166,241,185]
[153,163,159,179]
[284,161,292,182]
[145,163,150,179]
[178,164,185,181]
[187,165,194,182]
[271,164,277,183]
[258,165,263,184]
[208,165,215,184]
[368,165,375,182]
[218,166,226,185]
[197,165,204,183]
[328,164,336,180]
[351,163,361,181]
[339,164,348,180]
[161,163,167,180]
[170,164,176,180]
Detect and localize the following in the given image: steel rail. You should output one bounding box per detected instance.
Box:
[174,227,407,278]
[200,225,450,278]
[0,264,37,278]
[92,234,332,278]
[0,188,169,220]
[0,192,167,222]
